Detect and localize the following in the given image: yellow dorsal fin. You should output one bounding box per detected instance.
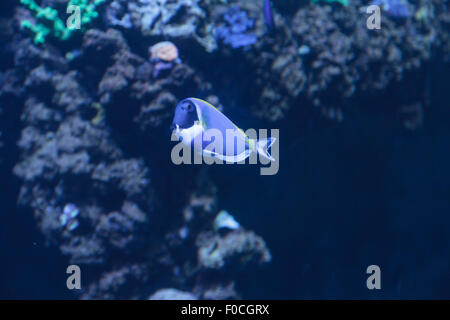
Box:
[193,98,250,142]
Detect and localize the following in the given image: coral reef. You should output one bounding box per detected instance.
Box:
[240,0,448,121]
[215,5,258,49]
[149,288,197,300]
[7,22,270,298]
[103,0,216,50]
[19,0,105,44]
[312,0,349,7]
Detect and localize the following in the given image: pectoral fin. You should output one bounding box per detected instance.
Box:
[203,149,219,158]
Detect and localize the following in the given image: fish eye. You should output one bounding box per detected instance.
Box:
[180,100,195,113]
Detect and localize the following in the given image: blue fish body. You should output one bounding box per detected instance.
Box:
[171,98,275,163]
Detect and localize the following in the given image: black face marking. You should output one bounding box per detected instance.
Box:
[171,99,199,129]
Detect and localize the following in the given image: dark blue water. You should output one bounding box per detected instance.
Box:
[212,64,450,299]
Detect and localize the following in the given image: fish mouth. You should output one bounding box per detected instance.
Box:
[170,123,181,135]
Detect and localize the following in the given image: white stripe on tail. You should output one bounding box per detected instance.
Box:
[256,138,276,162]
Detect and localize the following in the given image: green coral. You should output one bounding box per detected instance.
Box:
[311,0,349,7]
[91,102,105,125]
[20,0,105,44]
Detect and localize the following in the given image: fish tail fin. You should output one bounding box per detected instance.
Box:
[256,137,276,162]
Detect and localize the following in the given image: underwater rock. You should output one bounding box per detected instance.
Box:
[14,105,154,263]
[134,91,178,129]
[81,264,149,299]
[104,0,133,29]
[21,97,62,129]
[215,5,258,49]
[52,71,92,112]
[24,65,55,90]
[243,0,445,122]
[126,0,205,38]
[82,28,129,61]
[197,229,271,271]
[96,203,147,250]
[92,159,152,200]
[149,41,182,78]
[201,282,237,300]
[98,50,145,105]
[80,29,210,134]
[12,38,68,73]
[60,236,106,265]
[213,210,240,232]
[149,288,197,300]
[0,69,25,99]
[15,116,100,181]
[8,15,270,299]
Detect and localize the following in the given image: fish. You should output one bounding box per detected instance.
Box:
[263,0,275,30]
[171,98,275,163]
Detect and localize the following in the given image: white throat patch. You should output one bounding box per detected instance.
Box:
[177,121,203,145]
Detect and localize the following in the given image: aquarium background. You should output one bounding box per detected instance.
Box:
[0,0,449,299]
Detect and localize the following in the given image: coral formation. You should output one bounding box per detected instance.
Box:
[215,5,258,49]
[149,41,182,77]
[240,0,447,121]
[312,0,349,7]
[20,0,105,44]
[6,22,270,298]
